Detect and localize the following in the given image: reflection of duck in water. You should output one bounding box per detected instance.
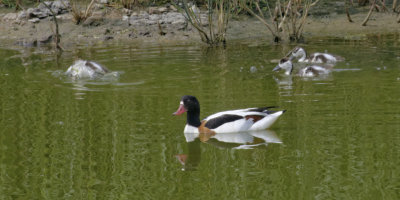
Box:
[176,130,282,171]
[186,130,281,149]
[65,60,114,79]
[173,95,285,135]
[273,58,332,77]
[288,47,343,64]
[176,139,201,171]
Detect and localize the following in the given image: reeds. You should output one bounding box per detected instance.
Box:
[70,0,96,24]
[180,0,230,46]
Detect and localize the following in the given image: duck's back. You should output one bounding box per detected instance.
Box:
[299,65,330,77]
[202,108,284,133]
[66,60,109,79]
[309,53,337,64]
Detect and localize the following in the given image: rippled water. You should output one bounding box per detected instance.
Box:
[0,34,399,199]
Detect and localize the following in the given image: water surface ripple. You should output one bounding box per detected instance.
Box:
[0,35,399,199]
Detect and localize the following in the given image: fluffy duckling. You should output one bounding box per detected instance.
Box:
[289,47,342,64]
[65,60,109,79]
[273,58,331,77]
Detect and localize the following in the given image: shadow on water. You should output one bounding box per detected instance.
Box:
[176,130,282,171]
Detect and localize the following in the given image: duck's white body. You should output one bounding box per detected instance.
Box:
[273,59,331,77]
[65,60,109,79]
[291,47,340,64]
[299,65,331,77]
[183,108,285,134]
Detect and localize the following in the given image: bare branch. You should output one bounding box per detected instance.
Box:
[240,1,280,39]
[345,4,354,22]
[278,0,292,30]
[255,2,264,19]
[361,0,376,26]
[310,0,320,7]
[41,1,63,51]
[297,0,312,38]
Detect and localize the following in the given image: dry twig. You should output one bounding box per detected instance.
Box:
[361,0,376,26]
[41,1,63,51]
[180,0,230,46]
[70,0,96,24]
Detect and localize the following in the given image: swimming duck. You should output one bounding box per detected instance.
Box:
[173,95,285,134]
[65,60,109,79]
[289,47,342,64]
[273,58,331,77]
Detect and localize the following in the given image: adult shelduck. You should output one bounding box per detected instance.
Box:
[273,58,331,77]
[65,60,110,79]
[289,47,343,64]
[173,95,285,134]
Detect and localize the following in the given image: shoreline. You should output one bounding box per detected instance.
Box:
[0,4,399,50]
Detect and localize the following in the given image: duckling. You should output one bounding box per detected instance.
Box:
[65,60,109,79]
[273,58,331,77]
[289,47,342,64]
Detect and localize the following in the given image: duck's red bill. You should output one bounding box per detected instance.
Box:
[173,104,187,115]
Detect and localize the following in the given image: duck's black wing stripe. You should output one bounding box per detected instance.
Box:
[205,114,243,129]
[248,106,279,113]
[86,61,109,73]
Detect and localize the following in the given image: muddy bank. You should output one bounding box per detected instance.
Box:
[0,1,399,49]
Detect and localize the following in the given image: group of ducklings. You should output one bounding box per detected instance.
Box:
[64,47,343,80]
[273,47,343,77]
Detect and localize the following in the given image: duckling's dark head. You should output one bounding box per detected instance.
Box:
[291,46,306,57]
[173,95,200,115]
[273,58,293,75]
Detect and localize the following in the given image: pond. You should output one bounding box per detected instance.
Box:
[0,34,399,199]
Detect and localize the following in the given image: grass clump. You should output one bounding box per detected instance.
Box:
[70,0,96,24]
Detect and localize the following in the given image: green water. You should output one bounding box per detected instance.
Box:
[0,35,399,199]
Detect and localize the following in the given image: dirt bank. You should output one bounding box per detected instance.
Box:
[0,3,399,50]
